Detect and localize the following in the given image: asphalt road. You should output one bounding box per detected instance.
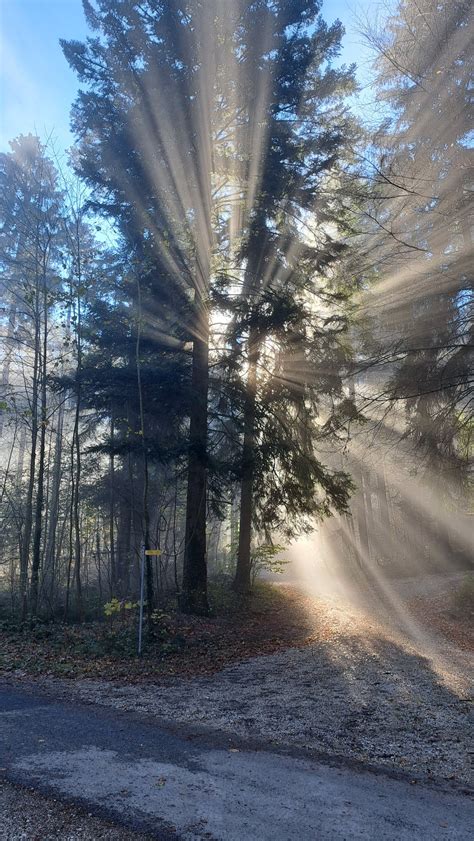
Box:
[0,683,472,840]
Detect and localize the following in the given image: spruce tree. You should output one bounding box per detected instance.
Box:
[62,0,359,608]
[222,4,358,591]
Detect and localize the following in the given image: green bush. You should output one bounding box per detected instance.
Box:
[208,580,244,615]
[249,543,288,585]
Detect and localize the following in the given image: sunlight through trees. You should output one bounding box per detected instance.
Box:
[0,0,472,627]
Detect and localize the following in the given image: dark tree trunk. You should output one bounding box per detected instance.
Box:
[180,299,209,614]
[43,406,63,612]
[230,486,239,554]
[20,288,40,622]
[343,511,358,568]
[72,288,83,620]
[377,463,392,535]
[16,426,27,485]
[30,278,49,619]
[109,417,116,595]
[233,332,258,594]
[116,486,132,596]
[351,468,370,569]
[96,527,103,603]
[172,471,180,593]
[359,470,373,565]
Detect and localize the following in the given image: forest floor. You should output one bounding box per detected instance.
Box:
[1,573,472,681]
[0,573,472,789]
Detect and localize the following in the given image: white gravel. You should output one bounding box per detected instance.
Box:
[36,594,473,788]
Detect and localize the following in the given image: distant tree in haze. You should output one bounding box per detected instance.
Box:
[325,0,474,578]
[362,0,473,500]
[0,135,66,619]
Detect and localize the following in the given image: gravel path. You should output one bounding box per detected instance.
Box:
[3,687,472,841]
[30,590,473,788]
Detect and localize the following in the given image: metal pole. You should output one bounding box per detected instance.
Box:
[138,545,145,656]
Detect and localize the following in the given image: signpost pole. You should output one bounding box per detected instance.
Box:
[138,548,161,655]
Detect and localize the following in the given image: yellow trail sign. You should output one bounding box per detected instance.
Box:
[145,549,162,556]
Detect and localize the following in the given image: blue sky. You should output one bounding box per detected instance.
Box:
[0,0,377,155]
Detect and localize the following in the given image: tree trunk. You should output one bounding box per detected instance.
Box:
[43,403,64,611]
[109,416,117,595]
[30,276,49,619]
[19,284,40,622]
[116,483,132,596]
[180,298,210,614]
[0,302,16,437]
[377,462,392,535]
[172,471,180,593]
[95,527,103,603]
[230,486,239,555]
[72,290,83,620]
[16,426,27,485]
[358,470,372,566]
[233,330,258,594]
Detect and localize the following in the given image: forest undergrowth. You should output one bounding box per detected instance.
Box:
[1,579,471,683]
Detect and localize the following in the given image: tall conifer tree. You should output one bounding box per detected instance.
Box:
[63,0,358,609]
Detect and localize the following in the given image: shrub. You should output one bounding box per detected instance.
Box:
[250,543,288,585]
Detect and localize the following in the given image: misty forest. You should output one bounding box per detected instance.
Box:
[0,1,472,836]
